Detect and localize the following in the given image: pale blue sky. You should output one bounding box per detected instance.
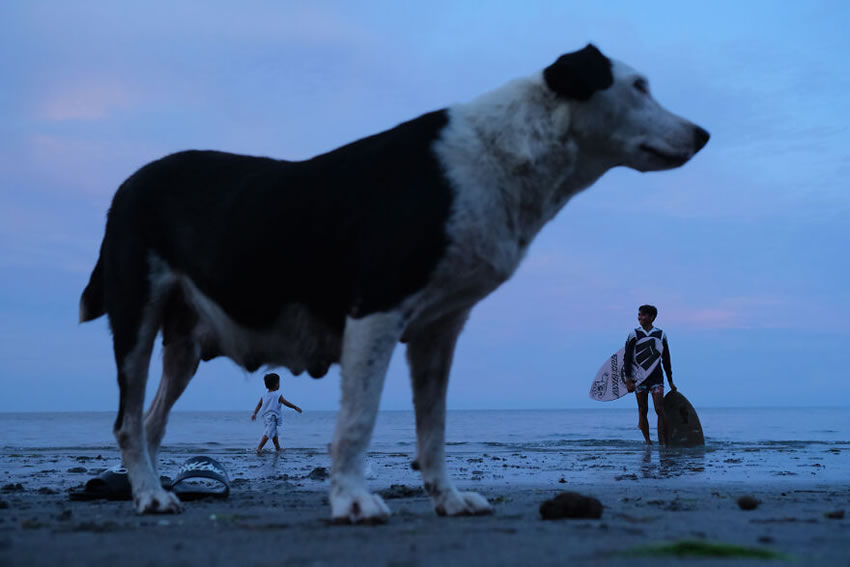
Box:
[1,1,848,412]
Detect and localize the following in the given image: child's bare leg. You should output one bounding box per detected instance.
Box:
[636,391,651,444]
[256,435,269,454]
[652,389,667,446]
[272,436,281,452]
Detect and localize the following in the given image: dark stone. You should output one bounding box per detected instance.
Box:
[378,484,426,499]
[615,474,638,481]
[737,495,759,510]
[306,467,329,481]
[540,492,603,520]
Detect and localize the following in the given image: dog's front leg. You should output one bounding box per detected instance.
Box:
[330,311,404,523]
[406,310,492,517]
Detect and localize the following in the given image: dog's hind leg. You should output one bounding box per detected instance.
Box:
[145,340,200,464]
[406,309,492,517]
[109,257,182,514]
[329,311,405,523]
[113,316,182,513]
[145,291,201,464]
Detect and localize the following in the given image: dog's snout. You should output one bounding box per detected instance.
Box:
[693,126,710,152]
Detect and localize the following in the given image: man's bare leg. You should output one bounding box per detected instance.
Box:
[652,389,667,447]
[636,391,652,444]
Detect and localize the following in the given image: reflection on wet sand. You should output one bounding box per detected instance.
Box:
[640,445,707,479]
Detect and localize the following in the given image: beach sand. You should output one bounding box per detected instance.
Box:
[2,462,848,566]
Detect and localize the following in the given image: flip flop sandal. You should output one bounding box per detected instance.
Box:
[68,466,172,501]
[170,456,231,501]
[68,465,131,501]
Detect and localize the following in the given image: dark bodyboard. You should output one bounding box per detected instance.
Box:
[662,390,705,447]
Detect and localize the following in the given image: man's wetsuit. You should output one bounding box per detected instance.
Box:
[624,326,672,393]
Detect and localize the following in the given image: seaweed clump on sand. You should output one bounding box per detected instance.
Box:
[620,540,788,560]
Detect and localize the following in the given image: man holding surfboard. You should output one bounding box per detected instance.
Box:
[624,305,676,446]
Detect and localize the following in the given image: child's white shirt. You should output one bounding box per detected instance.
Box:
[259,390,282,419]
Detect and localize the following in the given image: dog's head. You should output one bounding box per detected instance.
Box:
[544,44,709,172]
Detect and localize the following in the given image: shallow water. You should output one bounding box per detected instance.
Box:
[1,408,847,492]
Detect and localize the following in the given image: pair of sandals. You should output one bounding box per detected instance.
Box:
[69,456,230,502]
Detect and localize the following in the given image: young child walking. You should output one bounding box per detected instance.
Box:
[251,372,302,454]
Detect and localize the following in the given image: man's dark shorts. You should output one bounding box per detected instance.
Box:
[636,381,664,395]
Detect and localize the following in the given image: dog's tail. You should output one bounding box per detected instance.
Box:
[80,250,106,323]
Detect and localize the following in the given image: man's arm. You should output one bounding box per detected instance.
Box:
[662,335,676,391]
[623,335,636,377]
[280,395,303,414]
[251,398,262,421]
[623,333,637,392]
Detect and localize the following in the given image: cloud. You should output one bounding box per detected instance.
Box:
[654,294,849,332]
[666,305,756,330]
[39,80,136,122]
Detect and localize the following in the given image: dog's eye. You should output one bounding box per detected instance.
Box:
[633,79,649,94]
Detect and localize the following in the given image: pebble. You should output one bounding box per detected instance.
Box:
[540,491,603,520]
[306,467,329,481]
[737,495,759,510]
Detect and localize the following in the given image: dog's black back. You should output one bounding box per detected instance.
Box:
[83,109,455,340]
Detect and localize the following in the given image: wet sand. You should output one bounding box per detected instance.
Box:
[1,448,848,566]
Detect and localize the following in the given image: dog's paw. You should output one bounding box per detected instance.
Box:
[434,489,493,517]
[330,489,391,524]
[134,487,182,514]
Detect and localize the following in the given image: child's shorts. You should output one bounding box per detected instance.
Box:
[263,413,280,438]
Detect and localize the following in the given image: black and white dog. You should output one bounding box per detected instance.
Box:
[80,44,708,522]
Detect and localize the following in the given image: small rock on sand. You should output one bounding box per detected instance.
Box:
[378,484,426,499]
[306,467,329,481]
[737,495,759,510]
[615,473,638,481]
[540,492,603,520]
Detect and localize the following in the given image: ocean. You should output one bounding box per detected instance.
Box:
[1,408,848,492]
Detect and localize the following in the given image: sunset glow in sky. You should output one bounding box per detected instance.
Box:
[2,1,848,412]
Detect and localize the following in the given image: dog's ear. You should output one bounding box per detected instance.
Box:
[543,44,613,101]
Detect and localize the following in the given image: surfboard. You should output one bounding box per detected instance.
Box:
[588,347,646,402]
[662,390,705,447]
